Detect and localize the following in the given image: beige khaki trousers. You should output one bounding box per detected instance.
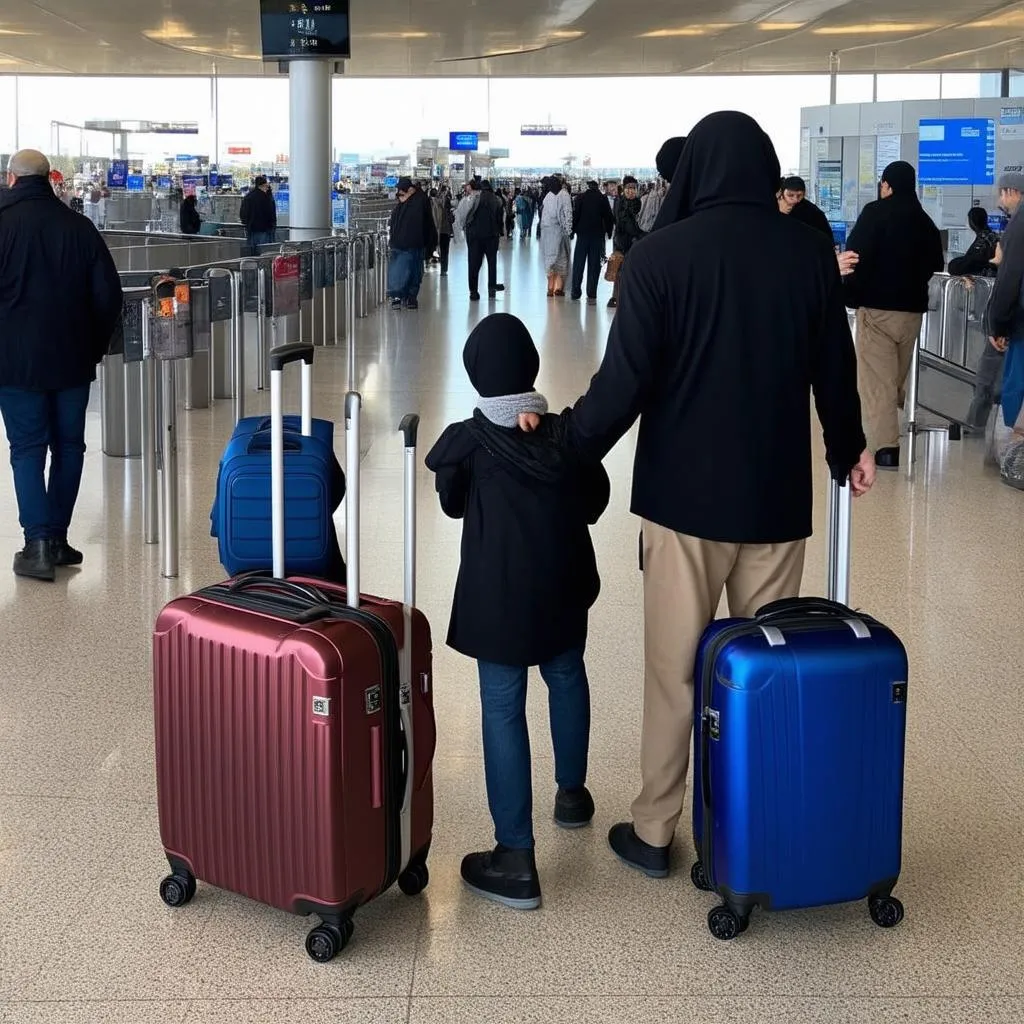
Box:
[631,522,806,848]
[856,307,923,452]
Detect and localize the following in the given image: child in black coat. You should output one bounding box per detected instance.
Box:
[425,313,610,910]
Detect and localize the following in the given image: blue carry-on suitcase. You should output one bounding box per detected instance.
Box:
[211,345,345,579]
[691,479,908,940]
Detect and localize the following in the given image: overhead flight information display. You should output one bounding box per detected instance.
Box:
[260,0,351,60]
[918,118,996,186]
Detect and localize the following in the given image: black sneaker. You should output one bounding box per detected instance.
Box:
[461,845,541,910]
[50,539,84,567]
[404,298,419,310]
[875,446,900,470]
[488,290,497,299]
[608,822,670,878]
[470,292,481,302]
[390,298,402,310]
[607,297,618,309]
[495,283,506,292]
[587,297,597,306]
[13,539,56,582]
[554,786,595,829]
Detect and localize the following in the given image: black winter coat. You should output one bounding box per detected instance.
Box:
[844,195,944,313]
[789,198,833,239]
[389,189,437,251]
[179,201,201,235]
[948,229,999,278]
[466,191,504,242]
[240,188,277,234]
[0,176,123,391]
[425,412,610,666]
[614,196,645,253]
[574,186,615,239]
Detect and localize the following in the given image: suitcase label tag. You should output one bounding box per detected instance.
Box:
[704,707,721,741]
[400,683,412,706]
[365,685,382,715]
[312,696,331,717]
[892,682,908,703]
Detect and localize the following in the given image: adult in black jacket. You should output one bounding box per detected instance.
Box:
[425,313,610,909]
[570,181,615,303]
[560,112,872,877]
[179,194,201,235]
[239,176,277,254]
[0,150,123,580]
[844,160,945,467]
[387,178,436,309]
[465,180,504,301]
[779,175,834,239]
[609,176,644,308]
[948,206,999,278]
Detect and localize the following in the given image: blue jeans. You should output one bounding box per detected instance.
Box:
[388,247,423,301]
[0,385,92,543]
[477,647,591,850]
[247,230,275,255]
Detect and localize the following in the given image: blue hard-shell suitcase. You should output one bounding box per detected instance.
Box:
[210,349,345,579]
[691,595,908,940]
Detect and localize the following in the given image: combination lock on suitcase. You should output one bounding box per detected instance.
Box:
[153,343,435,962]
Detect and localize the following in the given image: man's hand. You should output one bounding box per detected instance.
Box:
[518,412,541,432]
[991,242,1003,267]
[991,336,1009,352]
[849,449,876,497]
[837,250,859,277]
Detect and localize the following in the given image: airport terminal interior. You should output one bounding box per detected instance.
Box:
[2,1,1024,1023]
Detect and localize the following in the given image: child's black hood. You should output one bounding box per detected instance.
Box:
[463,313,539,398]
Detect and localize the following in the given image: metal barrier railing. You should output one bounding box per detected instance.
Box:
[101,225,391,577]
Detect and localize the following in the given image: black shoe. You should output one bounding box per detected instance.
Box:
[470,292,481,301]
[607,298,618,309]
[495,283,506,292]
[13,539,56,582]
[554,786,595,829]
[488,290,497,299]
[587,297,597,306]
[404,298,419,310]
[876,446,900,470]
[461,845,541,910]
[570,293,582,301]
[390,298,403,310]
[440,270,448,277]
[608,822,669,878]
[50,539,83,567]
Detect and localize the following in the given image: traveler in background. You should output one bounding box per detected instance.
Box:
[608,175,644,309]
[431,187,455,277]
[515,189,534,240]
[425,313,610,911]
[639,136,686,233]
[0,149,123,581]
[843,161,945,469]
[239,175,277,255]
[951,206,1002,429]
[986,172,1024,443]
[541,175,573,298]
[570,180,615,305]
[464,179,505,301]
[555,112,872,878]
[504,189,516,240]
[387,176,436,311]
[179,194,201,235]
[778,175,833,239]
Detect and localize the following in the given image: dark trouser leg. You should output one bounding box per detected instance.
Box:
[570,238,588,299]
[46,385,91,541]
[585,237,603,299]
[484,237,499,295]
[0,388,51,542]
[439,234,451,274]
[538,647,591,791]
[967,342,1006,429]
[468,241,484,295]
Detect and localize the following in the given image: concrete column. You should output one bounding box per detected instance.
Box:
[289,59,332,241]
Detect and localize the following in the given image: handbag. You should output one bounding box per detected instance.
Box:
[605,251,624,283]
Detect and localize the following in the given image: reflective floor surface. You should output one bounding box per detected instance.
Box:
[0,240,1021,1024]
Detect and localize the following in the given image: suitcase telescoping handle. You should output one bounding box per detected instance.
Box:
[399,413,420,608]
[825,475,852,604]
[270,342,315,578]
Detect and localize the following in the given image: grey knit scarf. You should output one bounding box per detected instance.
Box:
[476,391,549,428]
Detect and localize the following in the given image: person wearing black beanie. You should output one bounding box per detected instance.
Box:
[778,175,833,239]
[844,159,945,468]
[425,312,610,913]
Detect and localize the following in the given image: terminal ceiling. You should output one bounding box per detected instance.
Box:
[0,0,1022,76]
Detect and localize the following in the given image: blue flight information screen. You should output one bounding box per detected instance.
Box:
[449,132,479,152]
[918,118,996,186]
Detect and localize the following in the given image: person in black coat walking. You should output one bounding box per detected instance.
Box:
[778,175,834,239]
[179,194,201,235]
[550,112,872,878]
[608,175,644,309]
[387,177,437,310]
[570,181,615,304]
[0,150,123,580]
[425,312,610,912]
[239,176,277,254]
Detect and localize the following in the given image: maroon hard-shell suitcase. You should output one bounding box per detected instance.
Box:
[154,344,435,962]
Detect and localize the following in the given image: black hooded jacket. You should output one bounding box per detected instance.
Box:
[789,198,834,239]
[574,183,615,239]
[844,161,945,313]
[0,175,123,391]
[425,314,610,665]
[389,187,437,251]
[566,111,865,545]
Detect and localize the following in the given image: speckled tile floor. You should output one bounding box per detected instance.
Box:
[0,242,1021,1024]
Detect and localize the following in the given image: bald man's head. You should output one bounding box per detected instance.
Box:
[8,149,50,181]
